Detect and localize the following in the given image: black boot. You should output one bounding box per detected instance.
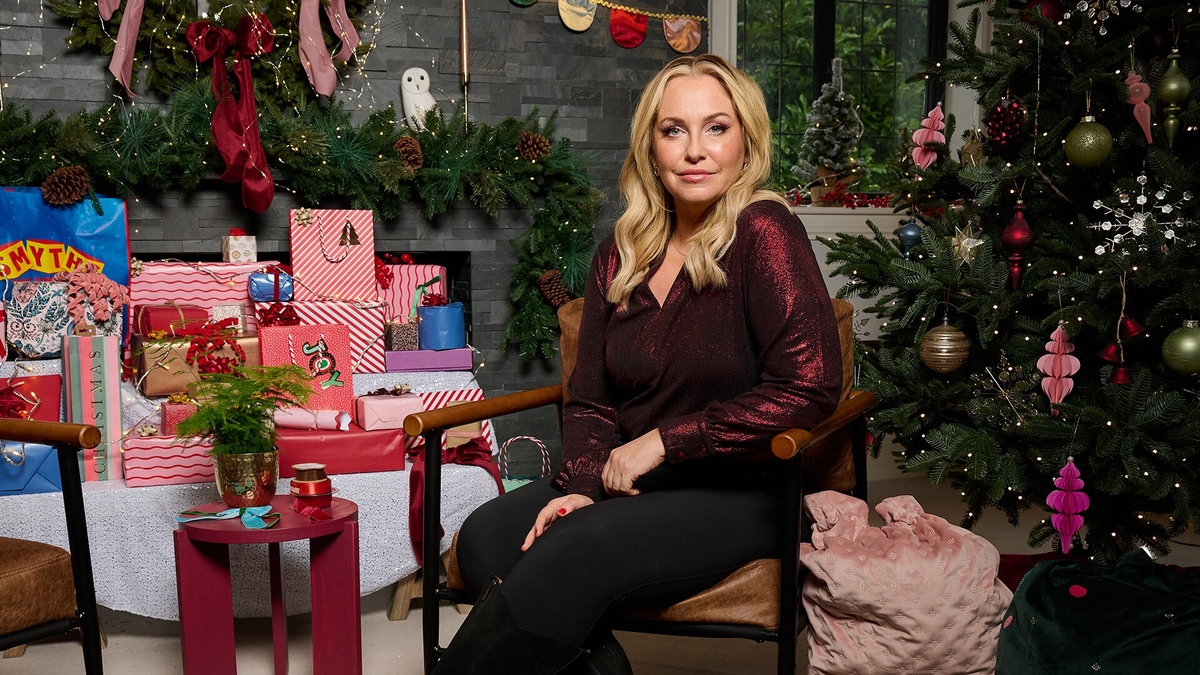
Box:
[568,632,634,675]
[432,579,584,675]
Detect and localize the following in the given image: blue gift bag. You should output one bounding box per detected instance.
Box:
[417,302,466,350]
[0,442,63,496]
[249,269,294,302]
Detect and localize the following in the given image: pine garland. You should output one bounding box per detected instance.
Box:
[0,91,601,361]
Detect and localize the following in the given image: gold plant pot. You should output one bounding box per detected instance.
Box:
[213,451,278,508]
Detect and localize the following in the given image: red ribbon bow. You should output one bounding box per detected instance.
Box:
[421,292,449,307]
[187,14,276,213]
[408,436,504,566]
[229,227,248,236]
[258,302,300,327]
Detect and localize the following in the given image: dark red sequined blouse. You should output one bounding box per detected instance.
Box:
[553,200,843,501]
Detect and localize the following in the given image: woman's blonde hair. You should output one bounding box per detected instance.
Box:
[606,54,788,308]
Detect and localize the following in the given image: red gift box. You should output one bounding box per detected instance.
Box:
[161,402,198,436]
[0,374,62,422]
[132,303,211,336]
[276,422,405,476]
[258,300,386,373]
[289,209,377,303]
[122,436,215,487]
[258,324,356,415]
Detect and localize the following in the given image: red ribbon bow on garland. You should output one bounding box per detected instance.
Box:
[187,14,276,213]
[229,227,248,236]
[407,436,504,565]
[257,302,300,327]
[182,318,247,375]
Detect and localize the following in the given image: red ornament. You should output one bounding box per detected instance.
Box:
[1110,364,1134,385]
[1021,0,1064,23]
[1096,343,1122,363]
[985,98,1026,152]
[1119,315,1146,340]
[1001,200,1034,290]
[400,253,415,265]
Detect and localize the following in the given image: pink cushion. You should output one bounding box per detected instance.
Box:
[800,492,1012,675]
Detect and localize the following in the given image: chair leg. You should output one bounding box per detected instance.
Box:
[850,415,869,503]
[389,572,419,621]
[2,645,26,658]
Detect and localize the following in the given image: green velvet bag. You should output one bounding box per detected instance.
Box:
[997,549,1200,674]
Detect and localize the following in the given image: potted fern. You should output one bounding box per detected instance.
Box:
[175,365,312,508]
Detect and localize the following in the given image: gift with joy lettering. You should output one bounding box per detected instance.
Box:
[62,332,123,480]
[289,208,377,302]
[122,436,215,488]
[258,324,356,415]
[130,261,274,332]
[259,300,386,373]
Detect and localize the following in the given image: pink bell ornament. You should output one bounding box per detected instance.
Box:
[1047,458,1089,553]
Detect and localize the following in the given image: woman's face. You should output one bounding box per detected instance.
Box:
[652,74,746,219]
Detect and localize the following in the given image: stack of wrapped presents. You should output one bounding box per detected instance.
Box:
[2,197,490,494]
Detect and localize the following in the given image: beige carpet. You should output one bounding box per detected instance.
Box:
[6,452,1197,674]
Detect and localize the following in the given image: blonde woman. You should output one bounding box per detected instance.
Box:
[439,54,842,675]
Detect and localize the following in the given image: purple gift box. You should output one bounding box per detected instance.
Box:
[384,348,473,372]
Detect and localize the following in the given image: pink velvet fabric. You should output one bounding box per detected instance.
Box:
[800,492,1012,675]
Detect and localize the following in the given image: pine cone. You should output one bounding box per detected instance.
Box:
[41,166,91,206]
[394,136,424,171]
[518,131,552,161]
[536,269,572,308]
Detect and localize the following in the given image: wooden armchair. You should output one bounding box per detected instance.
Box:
[0,419,105,674]
[406,298,876,675]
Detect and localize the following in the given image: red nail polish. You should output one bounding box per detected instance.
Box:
[557,508,568,515]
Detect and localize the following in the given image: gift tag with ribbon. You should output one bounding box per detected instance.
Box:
[559,0,597,32]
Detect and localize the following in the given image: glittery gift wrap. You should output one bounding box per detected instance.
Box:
[131,333,261,397]
[63,333,123,480]
[210,303,247,332]
[6,281,71,359]
[258,324,356,416]
[122,436,214,488]
[221,235,258,263]
[384,318,419,351]
[289,209,377,302]
[161,402,199,436]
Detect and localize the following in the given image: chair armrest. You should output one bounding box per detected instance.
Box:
[403,385,564,436]
[770,390,877,460]
[0,419,100,449]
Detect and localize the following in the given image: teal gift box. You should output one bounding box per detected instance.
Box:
[0,442,62,496]
[417,302,466,350]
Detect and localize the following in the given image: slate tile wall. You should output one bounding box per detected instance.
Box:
[0,0,707,474]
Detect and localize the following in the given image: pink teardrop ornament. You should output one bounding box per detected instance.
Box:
[1048,459,1088,553]
[1038,326,1079,413]
[910,103,946,169]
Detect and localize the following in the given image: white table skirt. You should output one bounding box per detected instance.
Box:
[0,467,499,620]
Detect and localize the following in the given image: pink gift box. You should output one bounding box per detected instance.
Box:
[161,402,198,436]
[356,392,425,431]
[385,348,473,372]
[130,261,277,332]
[380,264,446,320]
[122,436,214,487]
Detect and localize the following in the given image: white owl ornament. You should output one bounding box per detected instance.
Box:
[401,67,438,130]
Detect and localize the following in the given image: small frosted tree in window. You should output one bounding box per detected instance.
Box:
[792,58,866,195]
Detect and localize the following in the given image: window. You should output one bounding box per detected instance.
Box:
[738,0,941,191]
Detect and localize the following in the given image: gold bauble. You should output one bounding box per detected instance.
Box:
[1064,116,1112,168]
[1157,49,1192,106]
[920,321,971,373]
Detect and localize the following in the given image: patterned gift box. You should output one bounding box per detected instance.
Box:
[384,318,419,351]
[122,436,215,488]
[380,264,445,321]
[257,300,386,373]
[210,303,247,332]
[130,261,276,333]
[290,209,377,302]
[258,324,356,414]
[221,235,257,263]
[161,402,199,436]
[6,281,71,359]
[403,389,495,451]
[63,332,123,480]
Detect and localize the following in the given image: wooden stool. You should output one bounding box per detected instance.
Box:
[174,496,361,675]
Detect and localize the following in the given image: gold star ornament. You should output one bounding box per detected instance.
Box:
[951,226,984,265]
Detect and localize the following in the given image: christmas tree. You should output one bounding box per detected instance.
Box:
[824,1,1200,562]
[793,58,866,187]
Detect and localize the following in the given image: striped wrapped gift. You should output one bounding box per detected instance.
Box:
[122,436,215,487]
[63,333,123,480]
[290,209,377,303]
[130,261,276,332]
[257,300,387,373]
[380,264,445,321]
[403,388,495,452]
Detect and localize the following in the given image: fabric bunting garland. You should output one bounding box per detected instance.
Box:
[542,0,705,53]
[187,14,276,213]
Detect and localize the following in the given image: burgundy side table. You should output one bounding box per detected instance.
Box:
[174,495,361,675]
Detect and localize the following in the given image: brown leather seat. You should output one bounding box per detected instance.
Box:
[0,537,77,635]
[444,296,860,632]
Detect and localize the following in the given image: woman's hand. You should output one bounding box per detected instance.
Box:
[521,493,594,551]
[602,429,666,497]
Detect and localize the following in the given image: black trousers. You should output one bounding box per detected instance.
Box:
[455,464,782,648]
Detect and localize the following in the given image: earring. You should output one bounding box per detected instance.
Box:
[652,164,660,177]
[742,162,749,170]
